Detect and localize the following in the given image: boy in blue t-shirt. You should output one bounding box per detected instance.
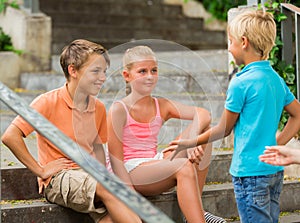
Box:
[170,10,300,223]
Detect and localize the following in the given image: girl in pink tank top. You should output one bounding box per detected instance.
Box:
[107,46,226,223]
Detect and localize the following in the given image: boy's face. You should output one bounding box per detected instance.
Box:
[125,57,158,95]
[76,53,107,96]
[228,32,244,66]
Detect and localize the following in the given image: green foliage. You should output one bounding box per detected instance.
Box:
[262,1,297,131]
[0,0,20,14]
[0,27,22,55]
[197,0,300,21]
[200,0,247,21]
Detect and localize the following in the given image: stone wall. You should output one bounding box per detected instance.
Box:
[0,6,51,88]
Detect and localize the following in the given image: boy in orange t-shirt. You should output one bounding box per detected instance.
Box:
[1,39,141,223]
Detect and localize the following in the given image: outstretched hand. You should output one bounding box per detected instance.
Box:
[169,138,198,161]
[259,146,295,166]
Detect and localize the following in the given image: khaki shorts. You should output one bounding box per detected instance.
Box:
[44,169,107,223]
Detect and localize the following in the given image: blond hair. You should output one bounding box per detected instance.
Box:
[228,10,276,60]
[60,39,110,80]
[122,45,156,71]
[122,46,157,95]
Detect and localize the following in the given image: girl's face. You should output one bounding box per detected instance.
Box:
[77,53,107,96]
[125,57,158,95]
[228,32,244,66]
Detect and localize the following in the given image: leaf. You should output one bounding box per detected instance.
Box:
[7,161,16,166]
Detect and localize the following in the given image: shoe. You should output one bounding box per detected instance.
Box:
[204,212,227,223]
[182,212,227,223]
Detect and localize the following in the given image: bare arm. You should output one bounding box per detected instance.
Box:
[107,103,134,188]
[94,143,106,165]
[277,99,300,145]
[1,124,71,179]
[160,98,211,133]
[160,98,211,161]
[169,109,239,159]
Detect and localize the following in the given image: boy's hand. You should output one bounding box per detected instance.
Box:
[169,139,198,161]
[40,158,73,179]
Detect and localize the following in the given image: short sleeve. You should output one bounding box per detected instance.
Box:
[12,94,50,137]
[283,82,295,106]
[225,78,245,113]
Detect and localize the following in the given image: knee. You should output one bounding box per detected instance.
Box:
[95,183,115,202]
[177,160,196,180]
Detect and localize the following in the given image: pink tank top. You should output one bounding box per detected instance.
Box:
[117,98,163,162]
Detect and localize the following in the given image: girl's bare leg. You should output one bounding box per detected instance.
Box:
[197,142,212,195]
[129,158,205,223]
[95,183,142,223]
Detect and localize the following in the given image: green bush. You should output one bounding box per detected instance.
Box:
[201,0,247,21]
[0,27,22,54]
[0,0,20,14]
[197,0,300,21]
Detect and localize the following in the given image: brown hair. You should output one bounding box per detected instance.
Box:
[60,39,110,80]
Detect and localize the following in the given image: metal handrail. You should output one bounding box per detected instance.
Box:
[281,3,300,99]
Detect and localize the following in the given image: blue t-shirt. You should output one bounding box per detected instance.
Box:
[225,60,295,177]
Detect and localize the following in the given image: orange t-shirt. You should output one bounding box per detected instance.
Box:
[12,83,107,191]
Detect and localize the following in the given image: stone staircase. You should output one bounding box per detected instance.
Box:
[2,49,300,222]
[38,0,227,54]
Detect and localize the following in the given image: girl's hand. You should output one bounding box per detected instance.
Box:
[187,146,204,165]
[40,158,73,179]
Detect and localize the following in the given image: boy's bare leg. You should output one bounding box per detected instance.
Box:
[95,183,142,223]
[98,214,113,223]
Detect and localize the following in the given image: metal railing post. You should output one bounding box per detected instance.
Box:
[22,0,40,13]
[281,4,300,100]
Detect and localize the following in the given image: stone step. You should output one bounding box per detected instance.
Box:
[40,0,183,18]
[39,0,227,54]
[1,141,233,201]
[2,180,300,222]
[1,155,232,200]
[1,199,94,223]
[47,13,204,30]
[51,25,225,53]
[2,129,300,221]
[22,49,228,94]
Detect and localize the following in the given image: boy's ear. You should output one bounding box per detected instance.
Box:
[241,36,249,49]
[68,65,77,78]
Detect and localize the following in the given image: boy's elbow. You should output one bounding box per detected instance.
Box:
[224,126,233,137]
[1,124,22,146]
[1,130,13,147]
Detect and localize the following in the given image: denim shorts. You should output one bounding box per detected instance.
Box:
[232,171,283,223]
